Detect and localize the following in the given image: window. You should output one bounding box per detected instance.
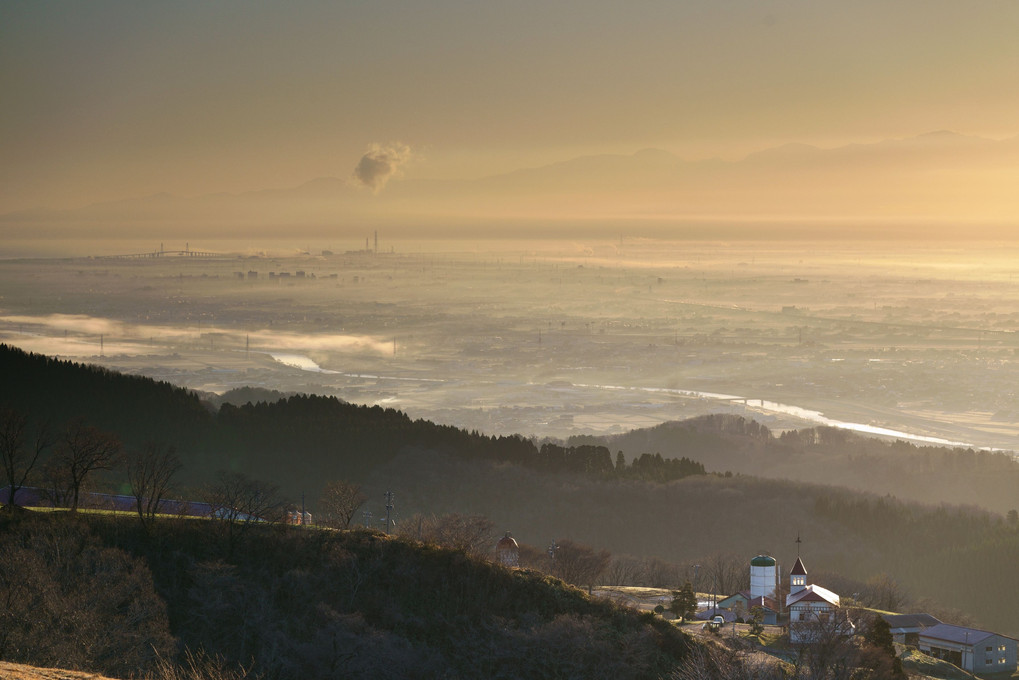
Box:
[986,646,993,652]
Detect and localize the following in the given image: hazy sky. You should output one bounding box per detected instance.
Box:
[3,1,1019,213]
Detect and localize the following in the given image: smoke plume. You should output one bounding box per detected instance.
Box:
[352,142,412,193]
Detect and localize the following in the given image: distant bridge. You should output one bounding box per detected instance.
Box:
[97,244,224,259]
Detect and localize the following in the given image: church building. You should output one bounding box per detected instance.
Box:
[786,555,852,643]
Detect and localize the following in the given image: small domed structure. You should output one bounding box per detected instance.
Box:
[496,531,519,567]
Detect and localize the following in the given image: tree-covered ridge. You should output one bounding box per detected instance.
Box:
[579,408,1019,517]
[0,344,706,489]
[0,344,211,453]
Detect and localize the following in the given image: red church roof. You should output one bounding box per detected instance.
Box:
[790,556,807,575]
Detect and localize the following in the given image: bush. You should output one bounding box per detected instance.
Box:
[0,513,175,676]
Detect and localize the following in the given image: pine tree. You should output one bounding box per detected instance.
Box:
[671,580,698,620]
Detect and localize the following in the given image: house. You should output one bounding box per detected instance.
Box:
[918,623,1018,674]
[717,590,780,625]
[881,613,942,645]
[717,590,752,613]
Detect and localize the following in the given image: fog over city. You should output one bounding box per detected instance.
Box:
[2,238,1017,455]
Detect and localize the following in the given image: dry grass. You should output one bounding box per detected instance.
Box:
[0,661,115,680]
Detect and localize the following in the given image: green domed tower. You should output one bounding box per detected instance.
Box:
[750,554,778,599]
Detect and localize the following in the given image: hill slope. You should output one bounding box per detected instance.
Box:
[6,344,1019,637]
[0,512,691,679]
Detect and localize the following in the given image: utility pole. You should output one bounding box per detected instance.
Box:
[547,539,558,572]
[382,490,395,534]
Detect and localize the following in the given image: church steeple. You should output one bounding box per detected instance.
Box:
[790,555,808,594]
[790,534,807,594]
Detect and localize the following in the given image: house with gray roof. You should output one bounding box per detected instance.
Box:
[918,623,1017,674]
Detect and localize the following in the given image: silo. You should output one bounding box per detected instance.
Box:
[750,555,778,599]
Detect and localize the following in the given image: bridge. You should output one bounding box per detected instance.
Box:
[97,244,224,259]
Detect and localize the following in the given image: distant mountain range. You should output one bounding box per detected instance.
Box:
[5,130,1019,237]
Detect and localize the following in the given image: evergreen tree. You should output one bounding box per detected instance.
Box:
[863,615,906,679]
[671,581,698,620]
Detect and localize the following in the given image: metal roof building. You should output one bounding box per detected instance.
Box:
[918,623,1017,674]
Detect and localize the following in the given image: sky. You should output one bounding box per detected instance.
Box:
[2,1,1019,222]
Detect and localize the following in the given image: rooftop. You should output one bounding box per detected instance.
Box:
[787,584,839,607]
[882,613,941,631]
[920,623,1013,646]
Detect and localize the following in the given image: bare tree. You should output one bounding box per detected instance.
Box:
[637,556,682,588]
[206,470,285,525]
[704,552,749,598]
[400,513,496,557]
[0,406,52,511]
[318,480,367,529]
[57,420,121,512]
[790,610,860,680]
[517,542,550,571]
[551,538,611,594]
[861,573,905,612]
[127,442,182,530]
[205,470,286,557]
[603,555,641,586]
[38,458,74,508]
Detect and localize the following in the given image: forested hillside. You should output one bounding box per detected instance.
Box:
[572,415,1019,515]
[6,343,1019,636]
[0,345,705,495]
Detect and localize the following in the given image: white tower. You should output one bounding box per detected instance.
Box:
[750,555,778,599]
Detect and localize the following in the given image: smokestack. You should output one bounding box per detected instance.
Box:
[375,231,378,254]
